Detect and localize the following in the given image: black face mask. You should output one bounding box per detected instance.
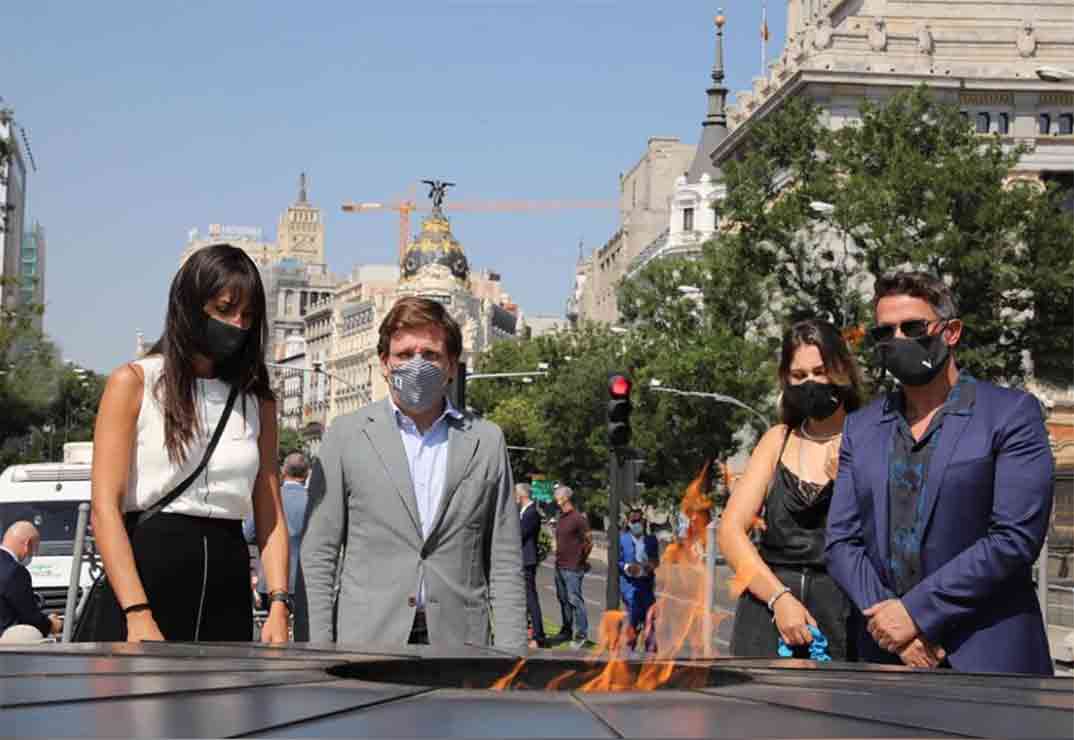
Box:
[784,381,843,421]
[201,315,249,364]
[878,332,950,387]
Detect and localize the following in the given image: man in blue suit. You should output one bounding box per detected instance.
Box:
[826,272,1054,675]
[619,508,660,653]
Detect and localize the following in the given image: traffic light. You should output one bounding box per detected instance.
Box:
[607,373,632,448]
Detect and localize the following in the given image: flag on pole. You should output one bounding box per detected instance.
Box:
[761,2,770,41]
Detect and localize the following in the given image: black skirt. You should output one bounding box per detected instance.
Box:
[729,565,852,660]
[87,512,253,642]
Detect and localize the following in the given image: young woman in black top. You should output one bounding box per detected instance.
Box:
[719,319,864,659]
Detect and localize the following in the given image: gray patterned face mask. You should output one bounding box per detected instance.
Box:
[390,357,447,413]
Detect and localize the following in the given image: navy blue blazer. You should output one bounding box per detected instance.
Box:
[0,549,51,637]
[520,503,541,567]
[826,380,1054,674]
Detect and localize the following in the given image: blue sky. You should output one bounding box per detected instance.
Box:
[4,1,786,373]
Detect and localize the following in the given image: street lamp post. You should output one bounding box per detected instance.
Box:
[465,371,549,381]
[648,379,769,428]
[64,368,90,446]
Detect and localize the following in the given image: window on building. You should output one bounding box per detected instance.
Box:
[975,112,990,134]
[998,113,1010,135]
[683,207,695,232]
[1039,113,1051,135]
[1060,114,1074,136]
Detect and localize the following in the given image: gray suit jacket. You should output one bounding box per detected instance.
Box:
[301,398,526,651]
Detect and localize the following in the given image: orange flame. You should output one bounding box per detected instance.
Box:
[488,461,732,692]
[489,658,527,690]
[575,462,727,692]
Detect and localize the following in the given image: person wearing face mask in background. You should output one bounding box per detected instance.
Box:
[88,244,289,643]
[720,319,864,659]
[302,297,525,651]
[826,272,1055,674]
[619,508,660,654]
[0,522,63,642]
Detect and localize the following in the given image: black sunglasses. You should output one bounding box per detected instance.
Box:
[867,318,949,344]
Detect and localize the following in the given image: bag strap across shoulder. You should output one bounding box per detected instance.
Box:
[133,384,241,529]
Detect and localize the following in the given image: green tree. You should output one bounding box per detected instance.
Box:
[716,85,1073,385]
[278,427,307,463]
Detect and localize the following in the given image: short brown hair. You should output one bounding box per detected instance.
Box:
[872,271,958,320]
[377,296,463,359]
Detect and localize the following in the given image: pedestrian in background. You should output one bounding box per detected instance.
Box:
[552,485,591,648]
[516,483,547,648]
[244,451,310,614]
[827,272,1055,674]
[0,522,62,642]
[618,508,659,654]
[89,244,290,643]
[720,319,863,660]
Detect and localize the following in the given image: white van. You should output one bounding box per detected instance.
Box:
[0,443,95,614]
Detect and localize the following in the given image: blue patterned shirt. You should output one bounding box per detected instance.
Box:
[887,373,976,596]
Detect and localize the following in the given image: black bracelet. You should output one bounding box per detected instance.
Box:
[122,602,151,615]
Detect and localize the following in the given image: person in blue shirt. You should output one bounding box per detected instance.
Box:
[618,508,660,653]
[244,452,309,610]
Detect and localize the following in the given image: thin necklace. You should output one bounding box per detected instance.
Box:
[799,421,840,442]
[795,429,833,504]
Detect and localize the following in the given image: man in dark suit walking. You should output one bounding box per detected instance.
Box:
[1,522,62,641]
[516,484,546,648]
[827,272,1055,675]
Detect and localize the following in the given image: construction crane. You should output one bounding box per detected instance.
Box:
[342,183,617,263]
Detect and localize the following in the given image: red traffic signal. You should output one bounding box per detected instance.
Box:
[609,374,632,398]
[607,373,633,448]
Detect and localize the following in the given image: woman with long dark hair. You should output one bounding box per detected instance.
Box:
[90,244,289,642]
[719,319,864,659]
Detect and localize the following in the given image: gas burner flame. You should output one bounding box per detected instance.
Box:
[493,461,738,692]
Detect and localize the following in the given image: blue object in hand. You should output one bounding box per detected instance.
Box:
[777,625,831,662]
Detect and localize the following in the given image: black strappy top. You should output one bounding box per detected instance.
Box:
[757,429,835,569]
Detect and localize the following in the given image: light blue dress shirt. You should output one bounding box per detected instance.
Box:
[391,396,463,607]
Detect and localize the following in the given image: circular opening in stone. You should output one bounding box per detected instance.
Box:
[328,657,754,692]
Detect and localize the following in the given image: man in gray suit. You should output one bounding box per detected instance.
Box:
[301,297,526,651]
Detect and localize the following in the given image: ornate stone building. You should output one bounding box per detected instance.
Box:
[276,173,326,265]
[570,137,696,325]
[628,12,732,280]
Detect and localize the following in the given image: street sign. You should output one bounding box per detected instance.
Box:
[530,477,554,503]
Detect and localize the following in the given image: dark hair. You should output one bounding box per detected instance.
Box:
[282,452,309,480]
[148,244,273,464]
[872,271,958,320]
[377,296,463,359]
[778,319,864,428]
[627,508,644,520]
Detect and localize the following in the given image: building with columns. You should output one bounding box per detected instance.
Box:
[570,137,696,325]
[629,12,733,280]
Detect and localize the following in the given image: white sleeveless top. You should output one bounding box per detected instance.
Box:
[123,356,261,520]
